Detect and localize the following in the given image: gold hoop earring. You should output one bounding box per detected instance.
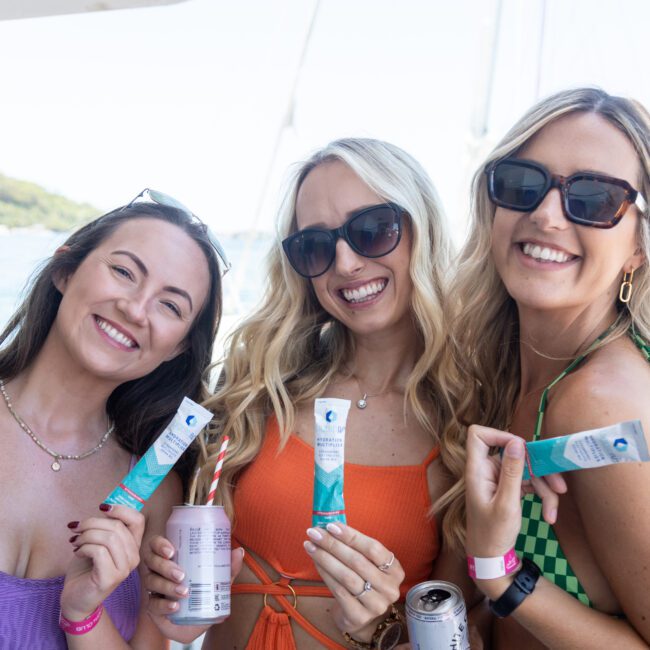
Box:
[619,269,635,303]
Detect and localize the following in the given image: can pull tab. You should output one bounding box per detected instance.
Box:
[420,588,451,612]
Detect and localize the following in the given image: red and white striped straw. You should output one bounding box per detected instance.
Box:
[206,435,230,506]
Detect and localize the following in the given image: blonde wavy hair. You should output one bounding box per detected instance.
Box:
[437,87,650,554]
[195,137,457,520]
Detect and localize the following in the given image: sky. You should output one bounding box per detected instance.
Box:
[1,0,649,240]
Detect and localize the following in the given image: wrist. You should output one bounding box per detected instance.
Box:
[59,604,104,635]
[475,574,515,600]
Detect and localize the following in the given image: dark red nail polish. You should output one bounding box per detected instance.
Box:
[99,503,112,512]
[67,521,79,529]
[69,535,79,543]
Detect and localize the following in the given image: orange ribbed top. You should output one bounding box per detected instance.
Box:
[233,417,440,597]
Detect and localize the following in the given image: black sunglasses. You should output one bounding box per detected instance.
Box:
[126,188,232,276]
[486,158,647,229]
[282,203,403,278]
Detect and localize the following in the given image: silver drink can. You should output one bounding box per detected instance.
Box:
[166,505,231,624]
[405,581,470,650]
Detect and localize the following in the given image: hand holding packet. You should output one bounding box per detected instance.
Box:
[518,420,649,480]
[105,396,212,510]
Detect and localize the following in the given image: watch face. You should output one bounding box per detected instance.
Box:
[377,621,402,650]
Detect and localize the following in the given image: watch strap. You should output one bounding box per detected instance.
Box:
[489,557,541,618]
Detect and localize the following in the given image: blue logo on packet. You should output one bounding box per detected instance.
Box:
[325,410,337,423]
[186,415,197,426]
[613,438,628,452]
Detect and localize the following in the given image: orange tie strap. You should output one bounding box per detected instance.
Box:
[234,547,347,650]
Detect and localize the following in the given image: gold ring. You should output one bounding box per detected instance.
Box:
[263,582,298,610]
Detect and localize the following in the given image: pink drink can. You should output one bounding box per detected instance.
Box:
[166,505,231,624]
[405,581,470,650]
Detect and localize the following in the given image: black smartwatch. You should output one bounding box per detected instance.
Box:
[489,557,541,618]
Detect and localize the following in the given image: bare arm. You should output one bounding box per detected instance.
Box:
[465,407,650,650]
[62,471,182,650]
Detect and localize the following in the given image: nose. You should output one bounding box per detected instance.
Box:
[116,292,148,326]
[528,187,570,231]
[333,238,365,276]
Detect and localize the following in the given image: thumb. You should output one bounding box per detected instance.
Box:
[496,438,526,506]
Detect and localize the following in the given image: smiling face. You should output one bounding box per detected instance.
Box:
[491,111,645,319]
[51,217,211,384]
[294,160,413,338]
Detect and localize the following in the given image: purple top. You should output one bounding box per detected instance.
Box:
[0,568,140,649]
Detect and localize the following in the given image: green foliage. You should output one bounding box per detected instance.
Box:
[0,174,99,231]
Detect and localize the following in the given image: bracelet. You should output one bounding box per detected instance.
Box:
[489,557,541,618]
[343,604,404,649]
[59,605,104,635]
[467,548,520,580]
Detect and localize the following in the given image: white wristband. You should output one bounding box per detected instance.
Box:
[467,548,520,580]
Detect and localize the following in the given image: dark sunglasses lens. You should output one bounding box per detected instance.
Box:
[347,206,400,257]
[566,179,628,224]
[492,162,547,209]
[285,230,334,277]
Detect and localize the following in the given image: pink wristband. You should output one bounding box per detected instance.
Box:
[59,605,104,635]
[467,548,520,580]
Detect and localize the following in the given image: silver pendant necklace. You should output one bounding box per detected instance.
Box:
[353,376,391,410]
[0,379,113,471]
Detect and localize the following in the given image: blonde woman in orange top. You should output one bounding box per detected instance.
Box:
[144,138,479,649]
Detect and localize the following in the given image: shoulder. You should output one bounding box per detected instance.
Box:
[545,335,650,438]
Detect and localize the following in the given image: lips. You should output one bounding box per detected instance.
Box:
[519,242,577,264]
[94,316,139,349]
[339,279,387,304]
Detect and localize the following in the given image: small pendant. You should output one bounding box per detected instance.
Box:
[356,396,368,410]
[51,460,61,471]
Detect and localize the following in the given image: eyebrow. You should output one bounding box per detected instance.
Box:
[111,250,194,312]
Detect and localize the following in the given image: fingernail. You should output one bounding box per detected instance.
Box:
[306,527,323,541]
[326,523,343,536]
[171,569,185,582]
[67,521,79,529]
[304,540,317,553]
[168,601,178,611]
[506,440,525,459]
[238,547,245,559]
[69,535,79,543]
[175,585,189,596]
[163,547,175,560]
[99,503,112,512]
[549,508,558,523]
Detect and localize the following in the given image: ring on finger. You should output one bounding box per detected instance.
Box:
[377,552,395,572]
[353,581,373,599]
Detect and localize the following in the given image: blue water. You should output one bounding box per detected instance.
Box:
[0,229,274,332]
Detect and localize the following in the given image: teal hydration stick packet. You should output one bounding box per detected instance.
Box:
[105,397,212,510]
[522,420,649,480]
[312,398,351,528]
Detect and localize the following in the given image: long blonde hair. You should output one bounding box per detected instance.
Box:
[438,87,650,553]
[196,137,455,519]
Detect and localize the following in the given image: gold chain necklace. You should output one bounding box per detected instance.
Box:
[0,379,114,472]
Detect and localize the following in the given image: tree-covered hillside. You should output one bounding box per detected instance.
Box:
[0,174,99,231]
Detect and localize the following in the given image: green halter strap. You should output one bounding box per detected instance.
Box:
[533,322,617,442]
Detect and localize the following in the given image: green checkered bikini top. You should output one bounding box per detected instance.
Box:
[515,325,650,608]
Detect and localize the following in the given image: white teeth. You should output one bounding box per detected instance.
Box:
[522,243,571,264]
[341,280,387,303]
[96,318,136,348]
